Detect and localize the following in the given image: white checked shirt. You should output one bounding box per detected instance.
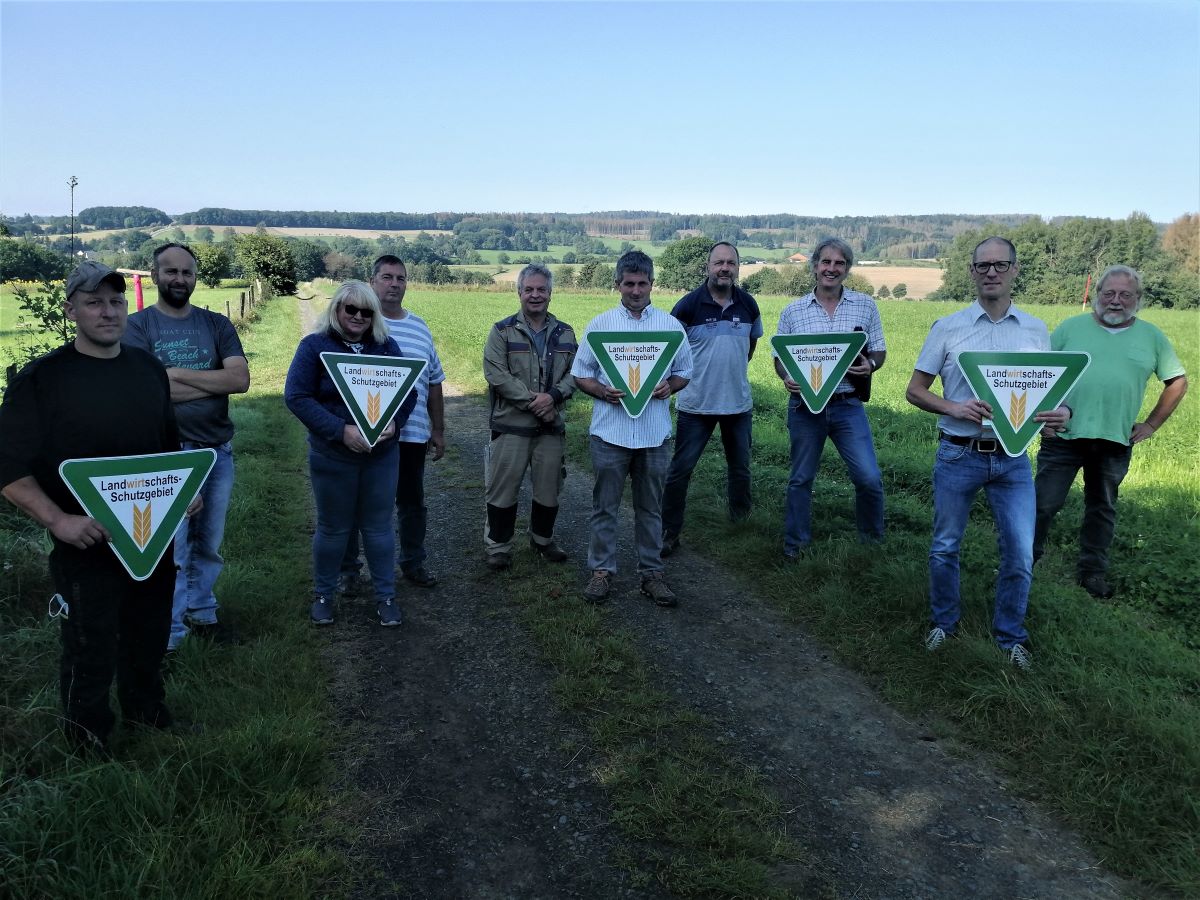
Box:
[774,290,885,394]
[913,300,1050,438]
[571,304,693,449]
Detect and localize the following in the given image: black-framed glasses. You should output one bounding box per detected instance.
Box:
[973,261,1013,274]
[342,304,374,319]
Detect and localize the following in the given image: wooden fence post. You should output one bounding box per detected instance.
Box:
[240,292,246,319]
[226,300,232,319]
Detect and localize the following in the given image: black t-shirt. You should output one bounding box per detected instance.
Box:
[0,343,179,517]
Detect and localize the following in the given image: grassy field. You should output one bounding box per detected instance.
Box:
[0,296,339,898]
[402,287,1200,893]
[1,282,263,373]
[2,284,1195,893]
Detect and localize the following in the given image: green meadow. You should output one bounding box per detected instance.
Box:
[1,282,262,368]
[404,287,1200,892]
[1,284,1196,894]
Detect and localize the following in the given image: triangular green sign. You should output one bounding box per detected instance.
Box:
[770,332,868,413]
[586,331,685,419]
[957,351,1091,456]
[59,449,217,581]
[320,353,427,447]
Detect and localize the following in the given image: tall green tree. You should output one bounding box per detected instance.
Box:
[234,233,297,294]
[655,236,713,291]
[193,243,231,288]
[0,238,70,282]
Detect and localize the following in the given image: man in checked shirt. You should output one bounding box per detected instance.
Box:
[773,237,886,559]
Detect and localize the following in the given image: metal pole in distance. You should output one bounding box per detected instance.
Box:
[68,176,78,258]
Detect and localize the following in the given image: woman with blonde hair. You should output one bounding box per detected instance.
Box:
[285,281,417,627]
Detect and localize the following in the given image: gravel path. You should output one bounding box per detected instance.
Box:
[300,295,1138,899]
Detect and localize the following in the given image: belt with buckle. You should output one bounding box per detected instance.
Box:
[941,432,998,453]
[827,392,856,403]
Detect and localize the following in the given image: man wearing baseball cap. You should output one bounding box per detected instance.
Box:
[0,260,187,753]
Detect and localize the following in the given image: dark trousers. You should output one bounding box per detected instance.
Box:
[1034,433,1132,577]
[50,546,174,747]
[395,440,429,573]
[661,410,753,538]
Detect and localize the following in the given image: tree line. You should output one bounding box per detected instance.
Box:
[932,213,1198,309]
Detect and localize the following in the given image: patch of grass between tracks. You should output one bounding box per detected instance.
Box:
[500,556,833,898]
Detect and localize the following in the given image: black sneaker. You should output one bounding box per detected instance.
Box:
[185,617,240,645]
[660,533,681,559]
[1078,572,1114,599]
[403,567,438,588]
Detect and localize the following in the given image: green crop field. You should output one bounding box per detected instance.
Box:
[401,287,1200,892]
[2,283,1196,893]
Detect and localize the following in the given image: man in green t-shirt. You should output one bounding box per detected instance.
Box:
[1033,265,1188,599]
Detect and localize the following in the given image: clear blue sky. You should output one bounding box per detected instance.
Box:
[2,1,1197,222]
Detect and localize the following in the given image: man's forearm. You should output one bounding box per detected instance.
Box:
[428,382,445,434]
[2,476,67,531]
[1145,376,1188,429]
[168,359,251,398]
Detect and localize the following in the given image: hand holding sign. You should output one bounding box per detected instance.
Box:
[956,351,1090,455]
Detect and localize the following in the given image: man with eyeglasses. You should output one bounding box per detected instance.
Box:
[905,237,1071,671]
[124,243,250,652]
[1032,265,1187,600]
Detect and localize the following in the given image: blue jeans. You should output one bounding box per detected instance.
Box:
[169,440,234,650]
[661,410,752,538]
[342,439,428,577]
[309,444,399,602]
[930,439,1034,649]
[1034,434,1132,578]
[785,397,884,551]
[588,436,671,577]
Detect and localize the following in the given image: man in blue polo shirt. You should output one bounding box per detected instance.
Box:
[660,242,762,557]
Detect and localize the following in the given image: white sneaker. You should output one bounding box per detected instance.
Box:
[924,627,948,652]
[1008,644,1033,671]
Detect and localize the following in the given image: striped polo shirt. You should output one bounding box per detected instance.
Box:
[382,311,446,444]
[571,303,693,449]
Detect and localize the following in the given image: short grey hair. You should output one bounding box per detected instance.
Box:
[614,249,654,285]
[314,280,389,343]
[810,237,854,269]
[517,263,554,294]
[1092,264,1143,314]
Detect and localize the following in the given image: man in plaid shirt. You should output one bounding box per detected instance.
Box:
[773,238,886,558]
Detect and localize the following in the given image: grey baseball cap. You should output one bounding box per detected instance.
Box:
[66,260,126,299]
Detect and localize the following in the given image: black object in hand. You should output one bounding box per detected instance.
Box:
[847,325,872,402]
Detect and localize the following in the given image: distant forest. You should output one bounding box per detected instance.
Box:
[3,206,1045,260]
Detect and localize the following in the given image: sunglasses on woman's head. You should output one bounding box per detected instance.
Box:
[342,304,374,319]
